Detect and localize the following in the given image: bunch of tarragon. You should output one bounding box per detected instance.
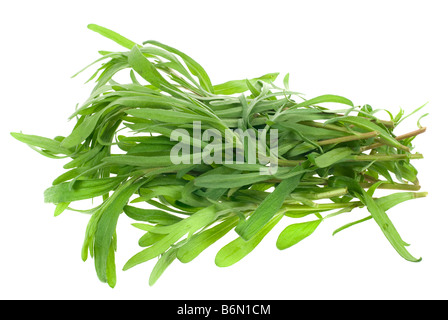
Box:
[11,24,428,287]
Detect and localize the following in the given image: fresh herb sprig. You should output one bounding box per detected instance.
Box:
[11,24,428,287]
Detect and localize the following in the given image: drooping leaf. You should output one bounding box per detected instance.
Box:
[235,164,308,240]
[88,24,140,50]
[213,73,279,95]
[215,214,282,267]
[177,216,239,263]
[276,219,322,250]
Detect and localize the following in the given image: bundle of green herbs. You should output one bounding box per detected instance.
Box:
[11,24,428,288]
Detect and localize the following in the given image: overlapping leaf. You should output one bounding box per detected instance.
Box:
[10,24,428,288]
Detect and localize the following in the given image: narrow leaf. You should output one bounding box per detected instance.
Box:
[87,24,139,50]
[236,164,307,240]
[149,248,178,286]
[312,147,353,168]
[177,216,239,263]
[215,214,282,267]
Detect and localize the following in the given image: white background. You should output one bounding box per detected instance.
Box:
[1,0,447,300]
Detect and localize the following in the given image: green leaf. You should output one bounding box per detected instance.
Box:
[93,57,129,90]
[63,144,103,169]
[94,179,146,283]
[376,191,427,211]
[123,231,183,270]
[60,112,103,149]
[213,73,279,95]
[106,240,117,288]
[123,206,216,270]
[54,202,70,217]
[215,214,282,267]
[87,24,139,50]
[101,154,187,168]
[52,168,85,185]
[332,192,428,236]
[284,202,354,218]
[283,73,290,90]
[44,177,123,204]
[149,248,178,286]
[245,79,261,97]
[128,45,180,96]
[291,94,354,109]
[194,172,274,189]
[11,132,72,155]
[139,232,166,247]
[357,187,421,262]
[123,205,182,225]
[396,102,429,125]
[311,147,353,168]
[144,40,214,93]
[335,116,407,151]
[71,52,122,79]
[177,216,239,263]
[276,109,336,123]
[276,219,322,250]
[235,164,308,240]
[125,108,212,124]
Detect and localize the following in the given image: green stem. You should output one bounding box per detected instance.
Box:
[318,131,379,146]
[277,153,423,167]
[351,153,423,161]
[360,126,427,151]
[359,182,421,191]
[281,201,360,216]
[301,121,353,134]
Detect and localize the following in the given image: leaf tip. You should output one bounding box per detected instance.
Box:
[87,23,99,31]
[10,132,22,141]
[122,261,132,271]
[275,241,288,251]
